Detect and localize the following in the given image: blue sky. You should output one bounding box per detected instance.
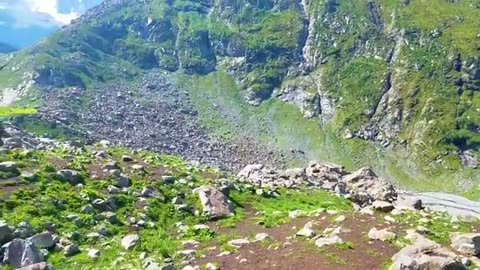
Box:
[0,0,103,48]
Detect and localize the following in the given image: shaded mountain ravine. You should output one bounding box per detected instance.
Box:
[0,0,480,193]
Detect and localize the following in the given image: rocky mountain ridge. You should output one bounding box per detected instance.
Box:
[0,0,479,189]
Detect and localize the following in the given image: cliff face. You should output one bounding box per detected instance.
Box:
[0,0,480,176]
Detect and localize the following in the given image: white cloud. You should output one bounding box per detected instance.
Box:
[0,0,81,28]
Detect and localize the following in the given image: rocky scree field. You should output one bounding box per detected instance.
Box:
[1,124,480,270]
[0,0,479,194]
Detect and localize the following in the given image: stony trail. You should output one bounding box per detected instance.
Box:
[400,191,480,218]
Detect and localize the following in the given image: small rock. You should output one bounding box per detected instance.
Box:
[192,224,210,231]
[205,263,219,270]
[57,169,83,185]
[315,235,344,247]
[122,155,134,162]
[14,222,35,238]
[182,239,200,248]
[0,161,17,171]
[0,221,13,245]
[384,215,396,223]
[29,232,55,249]
[103,161,119,170]
[107,185,120,194]
[64,244,80,257]
[132,164,144,171]
[326,209,338,215]
[372,200,394,212]
[82,204,94,213]
[228,238,250,248]
[176,249,196,259]
[254,233,270,242]
[360,207,374,215]
[335,215,346,222]
[289,210,306,219]
[368,227,396,242]
[116,174,131,188]
[141,186,163,199]
[450,233,480,256]
[296,221,316,238]
[121,234,140,250]
[88,248,100,258]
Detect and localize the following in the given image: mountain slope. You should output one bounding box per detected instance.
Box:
[0,0,480,191]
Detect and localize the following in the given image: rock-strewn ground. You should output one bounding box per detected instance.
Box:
[1,126,480,270]
[34,72,287,171]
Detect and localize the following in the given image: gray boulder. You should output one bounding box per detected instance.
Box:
[0,222,13,245]
[194,186,234,220]
[368,227,396,242]
[115,174,131,188]
[315,235,344,247]
[28,232,55,249]
[3,239,44,268]
[121,234,140,250]
[306,161,347,181]
[103,161,120,170]
[342,167,397,206]
[450,233,480,256]
[57,169,83,185]
[372,200,395,212]
[389,231,465,270]
[92,199,113,212]
[64,244,80,257]
[0,161,17,171]
[14,222,35,238]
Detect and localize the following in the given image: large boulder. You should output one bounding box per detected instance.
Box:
[0,161,17,172]
[389,231,465,270]
[0,222,13,245]
[56,169,83,185]
[115,174,131,188]
[237,164,269,185]
[342,167,397,206]
[3,239,44,268]
[121,234,140,250]
[368,227,396,242]
[14,222,35,238]
[28,232,55,249]
[306,161,347,182]
[450,233,480,256]
[194,186,234,220]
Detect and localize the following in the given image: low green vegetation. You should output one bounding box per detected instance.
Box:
[395,210,480,245]
[229,188,352,228]
[0,143,358,268]
[0,106,36,117]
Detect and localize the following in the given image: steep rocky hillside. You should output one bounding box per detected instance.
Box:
[0,0,479,191]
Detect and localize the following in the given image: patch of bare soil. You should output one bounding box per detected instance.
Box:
[194,213,401,270]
